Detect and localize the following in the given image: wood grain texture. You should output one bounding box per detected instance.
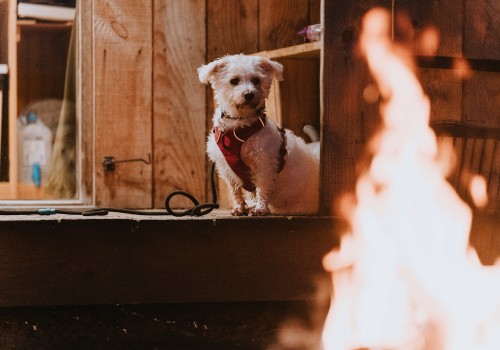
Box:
[80,0,94,202]
[435,125,499,213]
[470,212,500,265]
[94,1,153,208]
[480,138,495,189]
[0,1,8,64]
[485,140,499,211]
[395,0,462,57]
[259,0,309,51]
[153,0,207,208]
[321,0,391,214]
[463,71,500,128]
[265,75,283,133]
[16,23,72,113]
[0,215,338,306]
[420,68,462,124]
[451,137,464,189]
[309,0,321,25]
[207,0,258,59]
[6,0,18,198]
[464,0,500,60]
[254,41,321,59]
[275,58,320,139]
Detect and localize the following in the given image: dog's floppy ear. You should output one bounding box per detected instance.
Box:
[198,57,227,84]
[257,57,284,81]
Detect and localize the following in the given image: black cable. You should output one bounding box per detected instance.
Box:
[164,163,219,217]
[0,163,219,217]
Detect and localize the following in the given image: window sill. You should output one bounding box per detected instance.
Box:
[0,210,340,307]
[0,209,333,221]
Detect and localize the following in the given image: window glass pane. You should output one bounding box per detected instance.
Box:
[0,0,78,201]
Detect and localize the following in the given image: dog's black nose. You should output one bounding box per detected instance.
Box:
[244,92,254,102]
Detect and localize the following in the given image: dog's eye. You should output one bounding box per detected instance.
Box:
[229,78,240,85]
[252,78,260,85]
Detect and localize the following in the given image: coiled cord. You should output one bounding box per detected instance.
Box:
[0,164,219,217]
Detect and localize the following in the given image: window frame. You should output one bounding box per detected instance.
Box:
[0,0,93,207]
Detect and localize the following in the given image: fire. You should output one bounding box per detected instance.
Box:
[321,8,500,350]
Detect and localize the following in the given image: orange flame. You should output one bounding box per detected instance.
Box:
[321,8,500,350]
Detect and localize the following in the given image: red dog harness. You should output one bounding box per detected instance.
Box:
[214,113,287,192]
[214,115,266,192]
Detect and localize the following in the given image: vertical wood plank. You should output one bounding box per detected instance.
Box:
[463,71,500,128]
[207,0,258,59]
[470,138,484,182]
[420,68,462,124]
[309,0,321,25]
[265,76,282,126]
[276,58,320,139]
[446,137,462,189]
[489,141,499,211]
[458,138,475,198]
[0,1,8,184]
[462,0,500,212]
[259,0,309,51]
[80,0,94,202]
[464,0,500,60]
[470,212,498,265]
[93,0,153,208]
[206,0,259,209]
[394,0,462,57]
[16,24,71,113]
[0,1,7,64]
[480,138,494,192]
[7,0,18,198]
[153,0,207,208]
[321,0,391,214]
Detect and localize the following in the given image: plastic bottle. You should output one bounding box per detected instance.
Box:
[17,112,52,187]
[297,24,322,42]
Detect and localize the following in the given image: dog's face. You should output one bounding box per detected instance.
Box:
[198,54,283,118]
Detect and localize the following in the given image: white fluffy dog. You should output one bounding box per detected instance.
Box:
[198,54,319,216]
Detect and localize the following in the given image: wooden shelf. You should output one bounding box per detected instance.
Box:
[0,183,53,200]
[17,19,73,29]
[253,41,321,59]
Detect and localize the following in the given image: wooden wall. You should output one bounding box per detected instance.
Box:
[93,1,154,208]
[322,0,499,214]
[91,0,498,214]
[152,0,206,209]
[321,0,499,264]
[17,23,72,114]
[0,215,337,306]
[93,0,321,209]
[0,0,497,307]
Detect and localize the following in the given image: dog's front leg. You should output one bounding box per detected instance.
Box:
[230,186,248,216]
[248,168,278,216]
[249,186,272,216]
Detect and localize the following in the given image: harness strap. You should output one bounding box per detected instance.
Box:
[277,127,287,172]
[214,113,287,192]
[214,115,267,192]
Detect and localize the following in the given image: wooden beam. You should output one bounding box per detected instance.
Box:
[93,0,153,208]
[321,0,391,214]
[258,0,309,51]
[0,214,338,306]
[152,0,207,208]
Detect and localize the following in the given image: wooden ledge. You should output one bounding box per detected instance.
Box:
[252,41,321,59]
[0,209,335,221]
[0,212,339,307]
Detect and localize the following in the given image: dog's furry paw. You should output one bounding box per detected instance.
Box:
[231,207,249,216]
[249,207,270,216]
